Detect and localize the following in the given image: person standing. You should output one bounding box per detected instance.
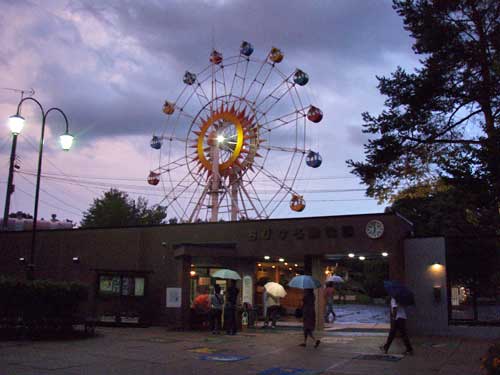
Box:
[323,282,336,323]
[224,279,239,335]
[380,297,413,355]
[210,284,224,334]
[300,289,320,348]
[263,291,280,328]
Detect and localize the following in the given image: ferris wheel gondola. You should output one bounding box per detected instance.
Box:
[149,41,324,222]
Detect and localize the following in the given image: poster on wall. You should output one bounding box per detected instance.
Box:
[242,275,253,305]
[166,287,182,308]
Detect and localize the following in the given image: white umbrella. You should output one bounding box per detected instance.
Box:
[264,282,287,298]
[211,269,241,280]
[326,275,344,283]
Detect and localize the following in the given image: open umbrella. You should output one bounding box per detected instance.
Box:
[326,274,344,283]
[211,269,241,280]
[384,280,415,306]
[288,275,321,289]
[264,282,287,298]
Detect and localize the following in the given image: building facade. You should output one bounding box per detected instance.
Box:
[1,212,497,337]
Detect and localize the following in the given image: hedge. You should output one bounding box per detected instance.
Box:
[0,277,88,330]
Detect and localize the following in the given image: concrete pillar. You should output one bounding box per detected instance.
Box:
[180,255,192,330]
[311,256,325,332]
[303,255,325,331]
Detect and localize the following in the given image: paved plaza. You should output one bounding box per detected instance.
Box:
[0,325,490,375]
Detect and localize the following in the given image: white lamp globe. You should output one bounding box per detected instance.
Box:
[8,115,25,135]
[59,133,74,151]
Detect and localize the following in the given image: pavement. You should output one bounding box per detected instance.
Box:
[0,325,492,375]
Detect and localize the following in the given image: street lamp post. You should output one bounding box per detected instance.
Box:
[8,97,74,280]
[2,118,23,230]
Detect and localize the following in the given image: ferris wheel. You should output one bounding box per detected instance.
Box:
[148,42,324,222]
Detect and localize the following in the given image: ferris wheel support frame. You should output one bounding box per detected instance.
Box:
[209,142,221,222]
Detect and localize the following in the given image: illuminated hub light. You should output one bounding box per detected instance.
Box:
[264,255,270,260]
[359,256,366,261]
[348,253,355,258]
[216,134,225,143]
[382,252,389,257]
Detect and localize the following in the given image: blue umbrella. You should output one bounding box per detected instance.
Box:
[384,280,415,306]
[288,275,321,289]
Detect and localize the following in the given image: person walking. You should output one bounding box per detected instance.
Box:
[224,279,239,335]
[380,297,413,355]
[263,290,280,328]
[300,289,320,348]
[323,281,336,323]
[210,284,224,334]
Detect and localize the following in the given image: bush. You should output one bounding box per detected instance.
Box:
[481,342,500,375]
[0,277,88,331]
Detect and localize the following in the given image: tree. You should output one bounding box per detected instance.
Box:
[386,178,492,236]
[347,0,500,229]
[8,211,33,219]
[80,188,167,228]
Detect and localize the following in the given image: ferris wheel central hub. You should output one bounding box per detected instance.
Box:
[193,102,258,178]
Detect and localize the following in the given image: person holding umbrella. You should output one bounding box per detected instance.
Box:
[211,269,241,336]
[323,281,337,323]
[381,281,414,355]
[209,284,224,334]
[289,275,321,348]
[263,282,286,329]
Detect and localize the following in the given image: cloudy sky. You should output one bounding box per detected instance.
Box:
[0,0,420,226]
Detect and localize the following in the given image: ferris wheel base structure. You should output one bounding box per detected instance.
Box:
[149,41,325,223]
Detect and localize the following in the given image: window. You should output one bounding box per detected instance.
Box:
[99,275,146,297]
[99,275,121,295]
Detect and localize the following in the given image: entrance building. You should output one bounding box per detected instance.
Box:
[1,212,498,337]
[0,213,411,330]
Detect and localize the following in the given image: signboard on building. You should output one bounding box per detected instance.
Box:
[242,275,253,305]
[166,287,182,308]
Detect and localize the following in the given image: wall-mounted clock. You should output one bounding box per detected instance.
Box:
[366,219,384,239]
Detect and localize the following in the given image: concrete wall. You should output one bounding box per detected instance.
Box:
[405,237,500,339]
[405,237,448,336]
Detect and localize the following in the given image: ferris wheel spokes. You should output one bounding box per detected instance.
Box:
[156,154,190,174]
[240,180,267,219]
[258,107,309,132]
[255,85,295,120]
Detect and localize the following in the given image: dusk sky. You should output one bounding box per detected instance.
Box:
[0,0,420,226]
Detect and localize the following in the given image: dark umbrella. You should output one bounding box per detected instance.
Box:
[384,280,415,306]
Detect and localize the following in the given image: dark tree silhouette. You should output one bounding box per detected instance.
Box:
[348,0,500,230]
[81,188,166,228]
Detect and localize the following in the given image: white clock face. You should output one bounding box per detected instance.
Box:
[366,220,384,239]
